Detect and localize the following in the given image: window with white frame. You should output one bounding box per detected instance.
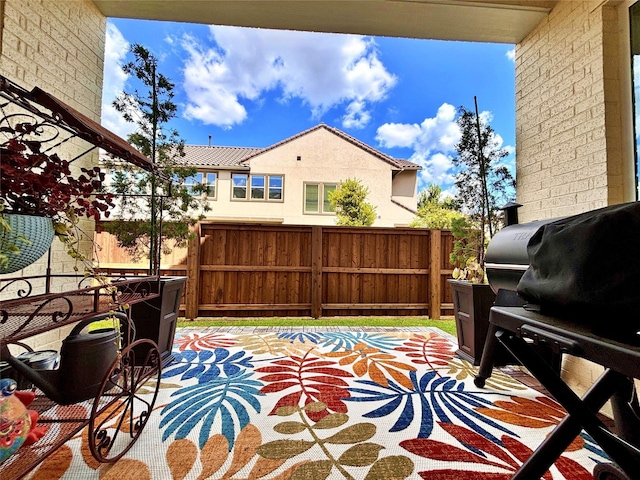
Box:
[232,173,284,201]
[206,172,217,199]
[251,175,265,199]
[232,173,248,199]
[184,173,203,195]
[304,182,337,214]
[184,172,218,198]
[269,175,283,200]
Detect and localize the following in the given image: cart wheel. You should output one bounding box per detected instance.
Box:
[593,462,632,480]
[474,376,486,388]
[88,339,161,463]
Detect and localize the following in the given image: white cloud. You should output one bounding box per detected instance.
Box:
[376,104,460,191]
[479,110,493,125]
[506,48,515,62]
[375,123,422,148]
[413,152,456,187]
[101,22,136,139]
[492,132,511,152]
[375,103,515,193]
[376,103,460,154]
[180,26,397,129]
[342,100,371,129]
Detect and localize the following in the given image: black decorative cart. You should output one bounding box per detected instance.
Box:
[0,277,163,478]
[0,75,169,479]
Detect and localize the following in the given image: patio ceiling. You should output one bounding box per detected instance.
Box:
[92,0,558,44]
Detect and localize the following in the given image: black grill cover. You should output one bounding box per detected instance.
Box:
[517,201,640,329]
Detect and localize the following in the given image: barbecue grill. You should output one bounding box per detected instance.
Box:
[484,219,556,294]
[474,207,640,480]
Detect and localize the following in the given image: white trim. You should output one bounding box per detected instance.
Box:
[619,0,639,201]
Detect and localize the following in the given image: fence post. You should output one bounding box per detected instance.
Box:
[185,222,201,319]
[430,229,442,319]
[311,226,323,318]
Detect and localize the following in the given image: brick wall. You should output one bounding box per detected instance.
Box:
[1,0,107,349]
[1,0,106,114]
[515,0,628,222]
[0,0,107,293]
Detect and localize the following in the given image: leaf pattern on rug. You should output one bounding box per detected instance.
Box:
[135,376,162,396]
[318,332,408,353]
[236,333,301,355]
[166,438,198,480]
[479,395,568,428]
[162,348,254,382]
[256,351,353,422]
[160,370,263,449]
[400,422,595,479]
[166,424,305,480]
[98,459,151,480]
[394,332,456,369]
[20,329,604,480]
[28,444,72,480]
[174,332,236,352]
[324,342,416,389]
[29,446,151,480]
[393,333,524,390]
[257,401,414,480]
[347,370,517,441]
[277,332,323,344]
[443,357,528,391]
[478,395,609,459]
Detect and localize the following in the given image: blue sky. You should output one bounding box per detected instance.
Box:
[101,19,516,197]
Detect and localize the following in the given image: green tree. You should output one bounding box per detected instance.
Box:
[417,183,458,210]
[104,44,208,273]
[411,183,463,229]
[448,216,482,270]
[452,98,515,268]
[328,178,377,226]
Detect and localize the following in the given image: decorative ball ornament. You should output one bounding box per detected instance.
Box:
[0,378,31,464]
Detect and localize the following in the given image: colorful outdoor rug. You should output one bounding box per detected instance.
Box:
[24,326,607,479]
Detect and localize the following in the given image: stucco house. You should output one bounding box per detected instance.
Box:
[179,123,420,227]
[0,0,637,412]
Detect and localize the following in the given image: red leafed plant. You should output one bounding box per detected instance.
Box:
[0,129,114,221]
[0,122,115,274]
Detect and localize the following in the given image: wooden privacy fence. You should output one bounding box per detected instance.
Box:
[95,223,456,319]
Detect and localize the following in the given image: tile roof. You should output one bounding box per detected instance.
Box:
[240,124,422,170]
[394,158,422,169]
[180,145,261,167]
[181,124,421,171]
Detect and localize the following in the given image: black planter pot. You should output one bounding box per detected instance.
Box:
[128,276,186,367]
[448,279,514,366]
